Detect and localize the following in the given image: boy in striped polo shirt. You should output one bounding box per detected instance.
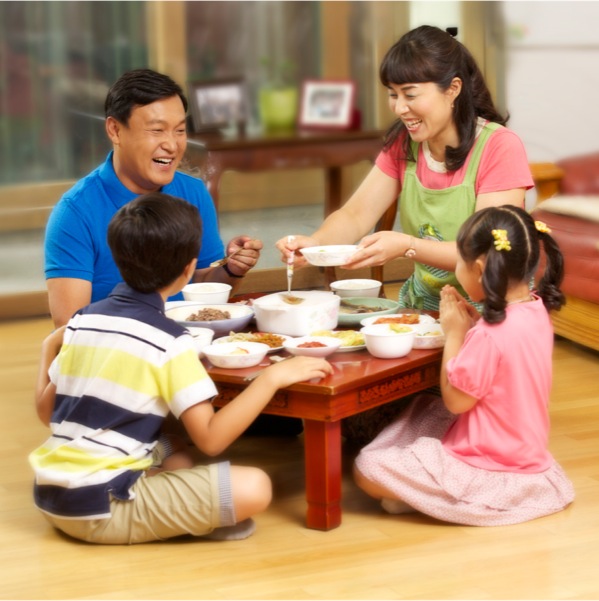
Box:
[29,192,332,544]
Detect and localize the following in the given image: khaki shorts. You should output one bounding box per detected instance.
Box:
[43,462,235,544]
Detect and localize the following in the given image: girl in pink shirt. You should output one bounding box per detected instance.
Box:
[354,205,574,526]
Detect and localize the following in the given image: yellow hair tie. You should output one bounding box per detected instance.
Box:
[492,229,511,251]
[535,220,551,234]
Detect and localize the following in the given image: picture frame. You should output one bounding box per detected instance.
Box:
[187,78,247,132]
[298,79,356,130]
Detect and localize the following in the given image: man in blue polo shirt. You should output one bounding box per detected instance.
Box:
[45,68,262,328]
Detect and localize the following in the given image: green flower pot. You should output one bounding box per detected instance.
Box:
[258,86,298,131]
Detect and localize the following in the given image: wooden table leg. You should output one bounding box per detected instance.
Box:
[302,419,342,530]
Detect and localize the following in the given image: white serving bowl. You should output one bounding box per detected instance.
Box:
[299,245,359,267]
[412,323,445,349]
[330,279,382,298]
[252,291,340,337]
[360,323,416,359]
[203,341,270,369]
[186,326,215,355]
[165,302,254,337]
[182,282,232,304]
[283,336,342,357]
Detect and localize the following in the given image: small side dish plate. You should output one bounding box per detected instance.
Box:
[360,312,436,327]
[283,336,342,357]
[412,323,445,349]
[213,332,291,354]
[337,297,400,327]
[309,329,365,352]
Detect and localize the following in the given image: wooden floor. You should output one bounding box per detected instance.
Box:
[2,309,599,600]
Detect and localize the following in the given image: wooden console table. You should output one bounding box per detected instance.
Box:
[186,129,384,215]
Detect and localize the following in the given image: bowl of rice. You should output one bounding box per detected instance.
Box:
[330,279,382,298]
[182,282,232,304]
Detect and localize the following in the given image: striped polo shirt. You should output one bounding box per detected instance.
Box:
[29,283,218,519]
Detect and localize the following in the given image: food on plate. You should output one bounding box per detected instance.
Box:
[225,331,286,348]
[228,347,249,355]
[298,341,327,348]
[374,314,420,325]
[311,329,365,347]
[187,307,231,321]
[389,324,413,334]
[418,329,443,337]
[339,301,387,314]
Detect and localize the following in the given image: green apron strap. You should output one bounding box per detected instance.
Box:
[406,121,502,181]
[463,122,502,184]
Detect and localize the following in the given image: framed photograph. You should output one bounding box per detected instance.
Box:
[298,79,356,130]
[188,78,247,132]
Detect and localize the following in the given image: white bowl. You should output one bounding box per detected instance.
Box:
[299,245,359,267]
[412,323,445,349]
[186,326,215,355]
[165,302,254,337]
[283,336,342,357]
[330,279,382,298]
[252,291,340,337]
[360,323,416,359]
[203,341,270,369]
[182,282,232,304]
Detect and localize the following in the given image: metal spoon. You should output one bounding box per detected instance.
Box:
[282,235,304,304]
[210,248,243,268]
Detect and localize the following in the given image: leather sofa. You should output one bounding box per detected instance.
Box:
[530,154,599,351]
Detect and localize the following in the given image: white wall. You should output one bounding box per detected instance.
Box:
[502,1,599,163]
[410,1,462,36]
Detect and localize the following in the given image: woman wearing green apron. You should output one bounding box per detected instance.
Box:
[397,121,503,311]
[277,25,533,443]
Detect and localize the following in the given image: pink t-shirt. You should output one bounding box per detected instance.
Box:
[375,125,534,194]
[443,296,555,473]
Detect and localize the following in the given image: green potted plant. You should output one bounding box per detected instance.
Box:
[258,57,298,131]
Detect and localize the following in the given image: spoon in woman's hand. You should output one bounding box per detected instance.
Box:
[282,236,304,304]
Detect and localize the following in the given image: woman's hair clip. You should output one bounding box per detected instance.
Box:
[534,220,551,234]
[492,229,511,251]
[445,27,458,37]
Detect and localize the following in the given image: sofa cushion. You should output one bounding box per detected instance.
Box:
[557,152,599,195]
[532,205,599,305]
[535,195,599,223]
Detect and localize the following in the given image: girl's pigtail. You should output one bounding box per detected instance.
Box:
[536,231,565,312]
[481,248,508,324]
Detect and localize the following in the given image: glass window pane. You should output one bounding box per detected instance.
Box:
[0,1,146,186]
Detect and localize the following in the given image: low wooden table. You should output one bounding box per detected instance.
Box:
[206,345,442,530]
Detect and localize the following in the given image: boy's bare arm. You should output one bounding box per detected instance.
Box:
[35,326,65,426]
[181,356,332,456]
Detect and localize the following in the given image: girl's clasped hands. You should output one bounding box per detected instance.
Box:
[439,285,479,339]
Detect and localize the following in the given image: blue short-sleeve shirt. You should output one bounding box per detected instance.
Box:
[44,152,224,302]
